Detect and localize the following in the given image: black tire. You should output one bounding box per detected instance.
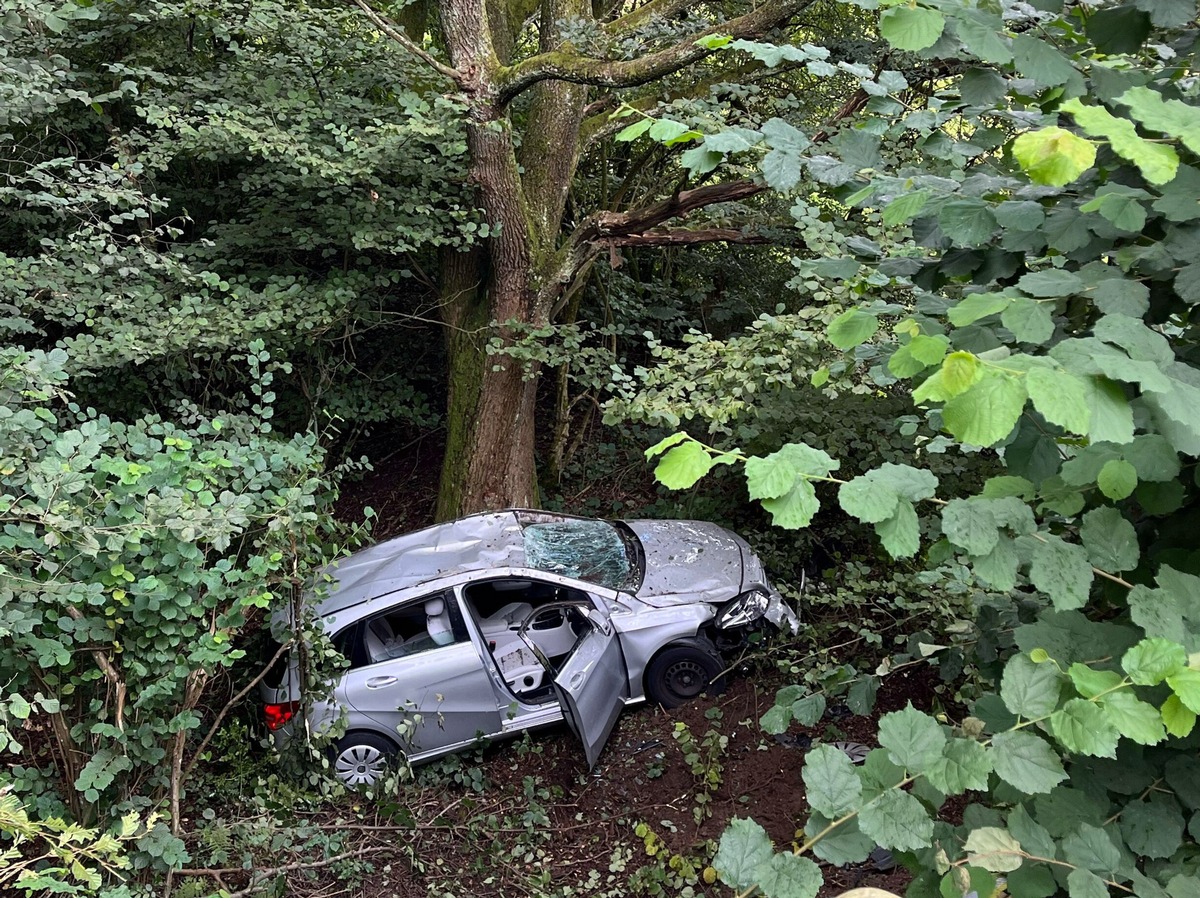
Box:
[644,639,726,708]
[332,731,398,788]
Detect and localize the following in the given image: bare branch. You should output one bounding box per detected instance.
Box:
[606,227,772,246]
[349,0,468,87]
[496,0,815,102]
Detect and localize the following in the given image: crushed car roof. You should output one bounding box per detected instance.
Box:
[317,511,527,614]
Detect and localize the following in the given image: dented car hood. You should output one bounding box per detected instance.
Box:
[626,519,750,604]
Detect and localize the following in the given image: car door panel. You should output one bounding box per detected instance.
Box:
[342,640,502,755]
[551,612,629,769]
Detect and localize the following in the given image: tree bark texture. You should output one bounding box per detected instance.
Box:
[365,0,815,518]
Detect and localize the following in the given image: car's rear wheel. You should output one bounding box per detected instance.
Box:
[645,639,726,708]
[333,732,397,787]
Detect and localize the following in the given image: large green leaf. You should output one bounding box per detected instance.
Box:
[939,200,998,247]
[964,827,1024,873]
[1085,5,1151,54]
[1120,796,1184,859]
[1097,458,1138,500]
[942,371,1028,446]
[1123,638,1187,686]
[877,499,920,558]
[1062,98,1178,185]
[926,738,993,795]
[1062,823,1121,875]
[879,6,945,52]
[990,731,1068,794]
[1120,87,1200,155]
[653,441,713,489]
[1011,34,1077,86]
[804,814,874,865]
[1079,507,1139,572]
[1001,653,1065,719]
[1018,269,1084,297]
[858,788,934,851]
[802,744,863,818]
[1026,366,1090,435]
[883,190,931,225]
[756,853,823,898]
[878,703,946,772]
[1029,536,1094,610]
[942,498,1000,555]
[828,309,879,349]
[1012,127,1096,186]
[1049,698,1120,757]
[761,479,819,529]
[1101,691,1165,746]
[713,818,775,890]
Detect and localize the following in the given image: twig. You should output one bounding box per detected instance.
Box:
[348,0,467,88]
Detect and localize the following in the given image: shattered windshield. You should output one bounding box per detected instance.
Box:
[522,519,638,590]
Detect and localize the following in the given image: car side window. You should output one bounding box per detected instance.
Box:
[353,591,467,668]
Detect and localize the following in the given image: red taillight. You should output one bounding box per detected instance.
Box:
[264,700,300,731]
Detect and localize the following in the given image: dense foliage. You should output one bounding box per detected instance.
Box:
[640,2,1200,897]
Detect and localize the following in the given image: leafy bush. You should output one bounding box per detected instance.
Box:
[0,343,340,841]
[640,1,1200,896]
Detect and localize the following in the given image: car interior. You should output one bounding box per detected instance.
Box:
[462,579,594,701]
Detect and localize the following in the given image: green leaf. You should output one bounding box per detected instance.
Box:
[1097,458,1138,500]
[883,190,931,226]
[858,788,934,851]
[761,479,819,529]
[1085,5,1151,54]
[1062,823,1121,875]
[1061,98,1178,186]
[802,744,863,818]
[654,442,714,489]
[1092,278,1150,317]
[942,371,1028,447]
[648,118,701,145]
[1084,377,1135,444]
[973,536,1020,591]
[956,18,1012,65]
[991,730,1068,794]
[1011,34,1077,87]
[878,703,946,773]
[1081,187,1148,232]
[1120,87,1200,156]
[1019,269,1084,298]
[925,738,993,795]
[713,818,774,890]
[804,813,874,866]
[615,119,653,142]
[1012,127,1096,186]
[828,309,878,350]
[964,827,1024,873]
[756,853,822,898]
[1101,691,1165,746]
[1153,165,1200,222]
[1067,869,1109,898]
[1161,694,1197,737]
[879,6,945,52]
[949,293,1009,326]
[1080,507,1139,572]
[942,498,1000,555]
[746,453,800,501]
[1050,698,1120,757]
[1123,638,1187,686]
[1029,535,1094,611]
[840,476,899,523]
[645,432,688,459]
[1067,663,1124,699]
[1002,653,1065,719]
[1167,668,1200,714]
[1121,796,1184,859]
[939,200,998,247]
[7,694,31,720]
[792,693,826,726]
[760,704,791,736]
[1002,298,1055,344]
[943,867,999,898]
[877,500,920,558]
[1026,367,1091,435]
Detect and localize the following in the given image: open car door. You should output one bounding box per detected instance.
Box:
[520,602,629,769]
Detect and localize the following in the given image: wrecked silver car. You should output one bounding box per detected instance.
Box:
[261,510,798,786]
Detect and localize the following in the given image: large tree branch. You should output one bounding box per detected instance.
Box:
[605,227,771,247]
[496,0,815,103]
[601,0,693,37]
[350,0,469,87]
[589,179,765,238]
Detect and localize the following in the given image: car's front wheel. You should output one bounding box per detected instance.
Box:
[645,639,725,708]
[332,732,397,787]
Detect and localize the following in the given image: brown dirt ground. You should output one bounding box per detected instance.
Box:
[185,667,951,898]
